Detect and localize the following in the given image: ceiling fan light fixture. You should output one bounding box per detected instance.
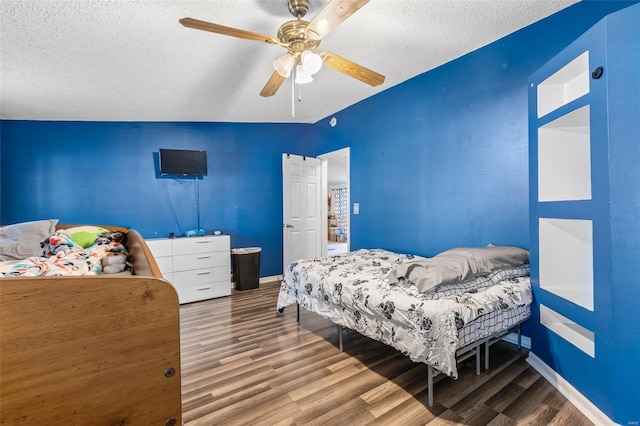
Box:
[301,50,323,75]
[180,0,384,101]
[295,64,313,84]
[273,53,295,78]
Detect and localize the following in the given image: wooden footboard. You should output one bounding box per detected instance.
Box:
[0,228,181,425]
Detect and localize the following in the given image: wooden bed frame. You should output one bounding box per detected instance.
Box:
[0,225,182,425]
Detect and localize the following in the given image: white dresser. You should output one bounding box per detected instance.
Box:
[146,235,231,304]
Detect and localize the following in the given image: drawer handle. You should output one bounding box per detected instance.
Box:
[196,241,210,244]
[196,272,210,276]
[196,256,211,260]
[196,286,211,291]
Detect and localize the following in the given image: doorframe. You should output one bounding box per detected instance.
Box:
[318,147,350,254]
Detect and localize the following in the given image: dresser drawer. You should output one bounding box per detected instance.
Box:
[173,251,229,272]
[154,256,173,275]
[172,266,230,288]
[172,236,230,255]
[146,238,172,257]
[176,281,231,304]
[144,235,231,304]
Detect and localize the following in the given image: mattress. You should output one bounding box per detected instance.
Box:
[277,249,532,378]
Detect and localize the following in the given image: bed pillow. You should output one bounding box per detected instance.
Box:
[388,245,529,293]
[437,246,529,272]
[0,219,59,261]
[66,226,109,248]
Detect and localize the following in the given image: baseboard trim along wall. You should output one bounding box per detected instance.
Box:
[260,275,283,285]
[526,352,614,426]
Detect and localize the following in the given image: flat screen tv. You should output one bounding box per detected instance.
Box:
[159,149,208,176]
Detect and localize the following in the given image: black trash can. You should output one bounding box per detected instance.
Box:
[232,247,261,291]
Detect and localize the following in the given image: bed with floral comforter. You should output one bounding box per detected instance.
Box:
[277,248,532,378]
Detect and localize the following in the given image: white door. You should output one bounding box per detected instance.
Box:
[282,153,327,272]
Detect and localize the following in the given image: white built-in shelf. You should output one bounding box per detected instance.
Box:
[538,105,591,202]
[540,304,595,357]
[537,51,590,118]
[539,218,594,311]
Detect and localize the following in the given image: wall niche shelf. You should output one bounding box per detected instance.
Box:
[539,218,594,311]
[540,304,595,357]
[537,51,589,118]
[538,105,591,202]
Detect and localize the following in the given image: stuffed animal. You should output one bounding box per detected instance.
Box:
[40,230,79,257]
[101,252,128,274]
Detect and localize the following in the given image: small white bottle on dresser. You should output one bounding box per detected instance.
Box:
[146,235,231,304]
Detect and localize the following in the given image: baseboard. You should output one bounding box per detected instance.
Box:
[501,332,531,349]
[260,275,283,285]
[526,352,615,426]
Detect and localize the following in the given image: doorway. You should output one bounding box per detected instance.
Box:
[318,148,350,256]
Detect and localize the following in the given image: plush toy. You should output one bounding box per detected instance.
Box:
[93,231,128,248]
[101,252,128,274]
[40,230,78,257]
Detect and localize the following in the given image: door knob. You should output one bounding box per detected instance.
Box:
[284,223,294,228]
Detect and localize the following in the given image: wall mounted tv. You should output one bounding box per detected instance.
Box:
[159,149,208,176]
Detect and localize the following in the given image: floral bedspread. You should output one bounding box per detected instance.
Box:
[277,249,532,378]
[2,230,128,277]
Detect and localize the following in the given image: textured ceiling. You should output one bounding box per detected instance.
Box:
[0,0,577,124]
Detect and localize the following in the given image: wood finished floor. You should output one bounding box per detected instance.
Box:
[179,282,593,426]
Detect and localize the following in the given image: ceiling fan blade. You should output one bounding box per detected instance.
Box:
[306,0,369,40]
[320,51,385,87]
[179,17,280,45]
[260,71,287,97]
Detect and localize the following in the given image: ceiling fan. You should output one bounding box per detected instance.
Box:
[179,0,385,98]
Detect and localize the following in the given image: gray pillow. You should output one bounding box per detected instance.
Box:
[437,246,529,271]
[0,219,59,261]
[388,245,529,293]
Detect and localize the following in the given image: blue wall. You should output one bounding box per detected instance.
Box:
[311,1,636,258]
[309,0,636,353]
[0,5,634,277]
[527,4,640,424]
[606,5,640,422]
[0,121,313,277]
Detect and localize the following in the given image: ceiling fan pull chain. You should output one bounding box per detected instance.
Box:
[291,66,296,118]
[298,83,303,103]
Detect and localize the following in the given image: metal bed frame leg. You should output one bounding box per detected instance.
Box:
[427,365,434,407]
[485,341,490,370]
[475,344,481,375]
[339,325,343,352]
[483,323,523,371]
[296,303,300,323]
